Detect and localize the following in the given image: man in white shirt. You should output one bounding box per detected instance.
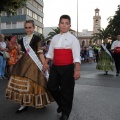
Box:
[111,34,120,76]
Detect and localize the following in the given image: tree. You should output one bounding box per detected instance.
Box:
[107,5,120,41]
[46,27,60,40]
[90,28,111,43]
[91,5,120,42]
[0,0,28,16]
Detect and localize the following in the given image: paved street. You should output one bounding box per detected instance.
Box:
[0,62,120,120]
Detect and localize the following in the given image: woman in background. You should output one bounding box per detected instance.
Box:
[0,34,7,79]
[88,42,94,63]
[96,38,113,75]
[7,35,20,77]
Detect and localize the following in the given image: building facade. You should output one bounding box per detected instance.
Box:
[76,29,93,46]
[78,8,101,46]
[93,8,101,33]
[0,0,44,39]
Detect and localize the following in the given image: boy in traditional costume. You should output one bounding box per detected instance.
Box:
[43,15,81,120]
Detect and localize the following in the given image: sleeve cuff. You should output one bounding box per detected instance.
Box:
[74,57,81,63]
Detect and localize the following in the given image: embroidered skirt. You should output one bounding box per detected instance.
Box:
[6,76,53,108]
[96,51,114,71]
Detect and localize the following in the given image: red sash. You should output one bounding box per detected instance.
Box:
[114,47,120,53]
[53,49,73,65]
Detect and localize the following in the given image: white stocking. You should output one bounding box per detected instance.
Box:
[18,105,26,110]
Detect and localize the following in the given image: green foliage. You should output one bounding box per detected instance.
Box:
[38,33,45,42]
[0,0,28,16]
[107,5,120,41]
[46,27,60,40]
[38,33,51,43]
[90,28,111,42]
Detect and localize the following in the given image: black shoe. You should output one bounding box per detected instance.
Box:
[104,71,108,75]
[59,115,68,120]
[57,107,62,113]
[116,73,119,76]
[104,73,108,75]
[15,106,28,114]
[0,77,3,79]
[2,76,7,79]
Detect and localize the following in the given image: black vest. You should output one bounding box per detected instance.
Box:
[18,34,41,54]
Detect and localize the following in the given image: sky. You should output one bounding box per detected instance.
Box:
[43,0,120,32]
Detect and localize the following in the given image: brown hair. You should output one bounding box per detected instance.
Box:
[59,15,71,24]
[24,20,35,27]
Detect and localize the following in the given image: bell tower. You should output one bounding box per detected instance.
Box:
[93,8,101,33]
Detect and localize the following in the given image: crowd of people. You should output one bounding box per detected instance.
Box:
[0,34,20,79]
[80,43,100,63]
[80,36,120,76]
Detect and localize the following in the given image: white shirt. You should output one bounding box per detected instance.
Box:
[111,40,120,50]
[46,32,81,63]
[0,41,6,54]
[26,33,34,44]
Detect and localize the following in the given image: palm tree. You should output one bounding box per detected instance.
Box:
[90,27,111,43]
[46,27,60,40]
[38,33,49,43]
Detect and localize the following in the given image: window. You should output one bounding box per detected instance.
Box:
[38,27,42,34]
[33,1,37,8]
[38,4,43,12]
[34,13,37,20]
[17,8,23,15]
[35,26,37,32]
[12,22,16,29]
[6,22,11,29]
[27,8,29,15]
[27,8,32,17]
[96,20,98,23]
[29,10,32,17]
[96,12,98,16]
[33,12,35,19]
[38,16,43,23]
[33,12,37,20]
[1,23,6,29]
[17,22,24,28]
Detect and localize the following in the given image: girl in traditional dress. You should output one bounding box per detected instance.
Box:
[96,38,113,75]
[6,20,53,113]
